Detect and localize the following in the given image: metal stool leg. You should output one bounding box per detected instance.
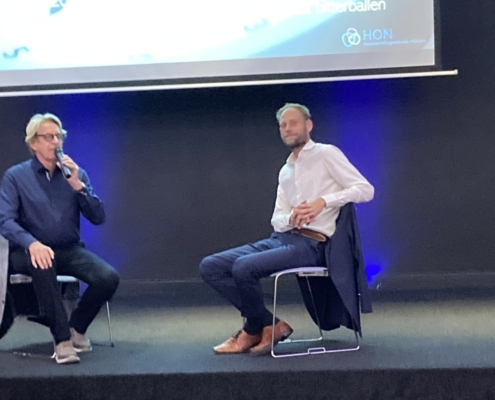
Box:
[105,301,114,347]
[270,267,361,358]
[271,271,325,358]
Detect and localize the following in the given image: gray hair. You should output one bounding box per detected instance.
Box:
[276,103,311,122]
[25,113,67,153]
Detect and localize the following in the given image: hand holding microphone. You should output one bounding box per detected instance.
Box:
[54,148,86,192]
[55,147,72,179]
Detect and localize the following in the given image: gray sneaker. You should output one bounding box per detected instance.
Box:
[70,328,92,352]
[54,341,80,364]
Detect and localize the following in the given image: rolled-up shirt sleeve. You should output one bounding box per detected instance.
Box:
[320,146,374,208]
[270,184,294,232]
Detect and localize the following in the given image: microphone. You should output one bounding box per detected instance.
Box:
[55,147,71,179]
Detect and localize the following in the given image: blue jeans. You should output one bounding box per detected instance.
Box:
[200,232,326,333]
[9,244,119,344]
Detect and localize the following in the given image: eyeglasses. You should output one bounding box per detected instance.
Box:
[35,133,66,142]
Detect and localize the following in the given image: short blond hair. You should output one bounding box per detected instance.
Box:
[25,113,67,153]
[276,103,311,123]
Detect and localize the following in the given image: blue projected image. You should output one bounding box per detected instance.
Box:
[0,0,345,69]
[0,0,436,91]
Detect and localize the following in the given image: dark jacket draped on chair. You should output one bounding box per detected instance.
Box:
[297,203,372,336]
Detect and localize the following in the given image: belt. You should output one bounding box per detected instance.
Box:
[290,228,327,242]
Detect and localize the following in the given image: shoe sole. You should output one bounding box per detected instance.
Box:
[73,346,92,353]
[55,355,80,364]
[213,346,254,354]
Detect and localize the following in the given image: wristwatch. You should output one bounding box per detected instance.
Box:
[76,185,89,196]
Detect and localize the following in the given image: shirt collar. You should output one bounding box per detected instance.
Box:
[287,140,315,163]
[31,155,46,174]
[30,155,59,177]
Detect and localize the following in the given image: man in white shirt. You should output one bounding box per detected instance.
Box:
[200,103,374,355]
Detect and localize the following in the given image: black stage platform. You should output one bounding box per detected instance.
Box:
[1,280,495,400]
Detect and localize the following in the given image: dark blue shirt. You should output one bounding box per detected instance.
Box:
[0,156,105,249]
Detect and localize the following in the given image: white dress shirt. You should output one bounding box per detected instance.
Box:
[271,140,374,237]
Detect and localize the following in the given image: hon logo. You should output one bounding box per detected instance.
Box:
[363,28,393,41]
[342,28,361,47]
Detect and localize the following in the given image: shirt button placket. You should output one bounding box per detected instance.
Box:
[295,162,301,203]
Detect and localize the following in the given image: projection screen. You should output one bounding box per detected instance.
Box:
[0,0,440,94]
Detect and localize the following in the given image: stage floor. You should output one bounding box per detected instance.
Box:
[1,282,495,399]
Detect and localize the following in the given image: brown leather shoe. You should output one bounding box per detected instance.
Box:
[249,320,293,356]
[213,330,262,354]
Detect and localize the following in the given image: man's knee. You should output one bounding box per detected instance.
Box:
[30,265,58,283]
[103,269,120,293]
[91,266,119,295]
[231,257,257,282]
[199,255,218,282]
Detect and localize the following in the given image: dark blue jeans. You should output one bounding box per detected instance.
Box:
[9,244,119,344]
[200,232,326,334]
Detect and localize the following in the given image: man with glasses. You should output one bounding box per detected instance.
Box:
[0,113,119,364]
